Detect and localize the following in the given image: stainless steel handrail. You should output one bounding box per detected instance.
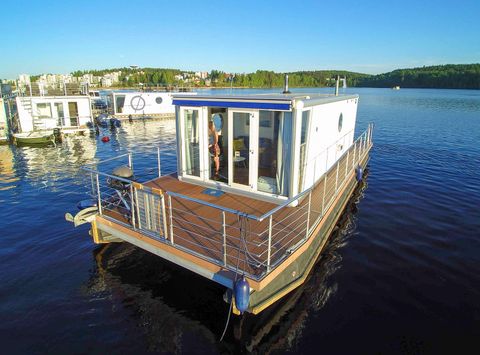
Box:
[82,167,133,185]
[84,153,131,166]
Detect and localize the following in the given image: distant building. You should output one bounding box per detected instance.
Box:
[101,77,113,87]
[1,84,12,96]
[195,71,208,79]
[18,74,31,85]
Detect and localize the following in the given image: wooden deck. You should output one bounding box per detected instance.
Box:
[144,175,293,277]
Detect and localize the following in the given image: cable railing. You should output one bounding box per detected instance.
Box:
[83,124,373,280]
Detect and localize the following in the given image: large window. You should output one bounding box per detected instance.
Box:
[257,111,292,196]
[299,110,310,191]
[55,103,64,126]
[36,103,52,118]
[183,109,200,177]
[115,95,126,113]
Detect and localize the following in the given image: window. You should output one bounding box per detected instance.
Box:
[115,95,126,113]
[155,97,163,104]
[183,109,200,177]
[301,110,310,144]
[338,113,343,132]
[299,110,310,191]
[256,111,292,196]
[54,103,64,126]
[36,103,52,118]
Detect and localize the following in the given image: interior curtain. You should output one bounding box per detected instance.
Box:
[276,112,292,196]
[184,110,198,175]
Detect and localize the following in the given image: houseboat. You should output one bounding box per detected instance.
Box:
[66,89,373,315]
[108,90,196,119]
[0,98,9,143]
[14,95,93,136]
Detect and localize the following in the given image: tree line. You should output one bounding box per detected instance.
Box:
[356,64,480,89]
[33,63,480,89]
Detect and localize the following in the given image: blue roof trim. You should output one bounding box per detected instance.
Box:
[172,99,291,111]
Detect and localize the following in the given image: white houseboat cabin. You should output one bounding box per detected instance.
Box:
[173,93,359,203]
[0,98,9,142]
[15,95,93,134]
[109,91,196,119]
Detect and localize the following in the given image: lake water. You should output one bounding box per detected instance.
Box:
[1,88,479,354]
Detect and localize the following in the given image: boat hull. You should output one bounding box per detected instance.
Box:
[243,153,369,314]
[13,133,55,145]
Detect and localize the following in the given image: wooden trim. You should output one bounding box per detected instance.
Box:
[96,215,229,276]
[91,219,100,244]
[132,182,143,190]
[151,187,163,195]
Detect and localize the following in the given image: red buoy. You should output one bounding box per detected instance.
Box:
[101,136,110,143]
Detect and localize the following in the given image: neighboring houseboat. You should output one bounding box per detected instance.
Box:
[67,89,373,315]
[108,91,196,119]
[15,95,93,135]
[0,98,9,143]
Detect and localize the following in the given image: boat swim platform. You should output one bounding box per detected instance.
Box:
[90,129,373,314]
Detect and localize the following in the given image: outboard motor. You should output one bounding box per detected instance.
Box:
[53,128,62,143]
[106,165,135,217]
[96,113,109,128]
[108,165,134,190]
[110,118,121,128]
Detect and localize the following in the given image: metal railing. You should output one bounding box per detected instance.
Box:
[84,124,373,280]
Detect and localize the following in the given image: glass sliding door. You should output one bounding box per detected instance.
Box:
[182,108,201,177]
[228,110,258,189]
[55,103,64,126]
[256,111,293,196]
[298,110,310,192]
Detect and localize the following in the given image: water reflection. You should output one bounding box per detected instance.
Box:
[12,134,97,191]
[84,172,369,353]
[0,145,19,192]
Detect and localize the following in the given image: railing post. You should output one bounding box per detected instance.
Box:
[362,134,365,156]
[353,141,357,169]
[96,173,102,215]
[222,211,227,267]
[131,184,137,229]
[145,193,151,230]
[128,153,133,172]
[305,191,312,239]
[157,147,161,177]
[345,150,349,179]
[322,174,327,215]
[161,194,168,239]
[267,215,272,272]
[90,172,95,199]
[168,195,174,245]
[335,161,339,192]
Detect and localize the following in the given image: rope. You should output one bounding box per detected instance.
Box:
[219,214,243,342]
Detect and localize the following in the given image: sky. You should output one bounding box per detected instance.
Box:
[1,0,479,78]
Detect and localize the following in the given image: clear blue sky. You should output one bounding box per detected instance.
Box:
[1,0,479,78]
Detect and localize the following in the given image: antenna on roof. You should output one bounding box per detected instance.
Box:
[282,74,291,94]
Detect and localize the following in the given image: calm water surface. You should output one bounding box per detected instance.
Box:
[1,88,479,354]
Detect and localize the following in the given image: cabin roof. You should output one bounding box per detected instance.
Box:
[172,93,358,110]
